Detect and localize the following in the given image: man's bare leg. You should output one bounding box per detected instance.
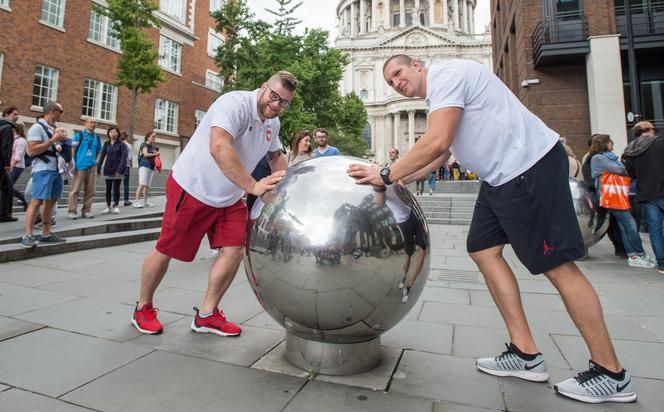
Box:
[40,198,57,237]
[201,246,244,312]
[544,262,621,372]
[138,248,171,306]
[406,249,427,289]
[470,244,539,354]
[24,199,43,235]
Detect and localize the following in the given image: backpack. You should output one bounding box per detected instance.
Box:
[72,130,100,163]
[581,154,596,192]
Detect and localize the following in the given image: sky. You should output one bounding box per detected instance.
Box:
[246,0,491,37]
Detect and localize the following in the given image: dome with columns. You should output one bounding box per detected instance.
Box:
[335,0,492,164]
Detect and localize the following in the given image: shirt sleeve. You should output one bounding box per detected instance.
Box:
[209,94,247,138]
[427,66,468,114]
[72,132,81,147]
[27,124,44,142]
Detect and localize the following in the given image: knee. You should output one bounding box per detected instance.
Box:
[469,245,503,266]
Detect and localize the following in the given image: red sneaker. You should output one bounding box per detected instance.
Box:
[190,307,241,336]
[131,302,163,334]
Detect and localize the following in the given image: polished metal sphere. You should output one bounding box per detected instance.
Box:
[569,178,608,249]
[244,156,430,344]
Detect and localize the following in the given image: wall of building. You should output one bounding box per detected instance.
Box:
[0,0,222,168]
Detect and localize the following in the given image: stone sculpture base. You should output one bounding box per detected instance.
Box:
[284,332,381,376]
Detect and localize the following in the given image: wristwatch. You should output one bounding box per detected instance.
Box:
[380,166,393,185]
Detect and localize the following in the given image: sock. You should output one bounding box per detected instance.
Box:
[199,310,213,318]
[593,361,626,381]
[509,343,539,361]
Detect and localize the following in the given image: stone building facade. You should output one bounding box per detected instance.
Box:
[335,0,492,164]
[0,0,225,167]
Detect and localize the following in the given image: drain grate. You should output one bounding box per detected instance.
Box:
[429,268,480,283]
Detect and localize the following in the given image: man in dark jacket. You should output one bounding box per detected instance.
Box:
[624,121,664,274]
[0,107,19,222]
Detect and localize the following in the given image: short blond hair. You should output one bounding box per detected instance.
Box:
[269,71,298,92]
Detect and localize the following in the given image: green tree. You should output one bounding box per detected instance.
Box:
[212,1,368,156]
[265,0,303,35]
[95,0,166,141]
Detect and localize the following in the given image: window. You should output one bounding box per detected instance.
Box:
[194,109,206,128]
[359,89,368,100]
[82,79,118,122]
[154,98,179,133]
[393,14,400,26]
[41,0,65,28]
[362,122,371,148]
[32,65,59,109]
[89,8,119,50]
[207,31,224,57]
[205,70,223,92]
[210,0,225,12]
[158,35,182,73]
[0,0,10,10]
[161,0,185,22]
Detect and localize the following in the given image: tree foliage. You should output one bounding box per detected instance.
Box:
[95,0,166,139]
[213,0,368,156]
[265,0,303,35]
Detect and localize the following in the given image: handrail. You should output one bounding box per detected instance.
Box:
[531,12,588,63]
[615,1,664,36]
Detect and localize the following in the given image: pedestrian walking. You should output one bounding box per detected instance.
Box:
[133,131,159,208]
[98,127,127,214]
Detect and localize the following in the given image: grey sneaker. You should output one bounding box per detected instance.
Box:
[20,234,36,249]
[554,361,637,404]
[37,233,66,245]
[476,343,549,382]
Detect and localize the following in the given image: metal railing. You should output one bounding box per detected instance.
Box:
[615,1,664,36]
[532,11,588,63]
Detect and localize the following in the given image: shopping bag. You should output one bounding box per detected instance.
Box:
[154,154,162,174]
[599,171,630,210]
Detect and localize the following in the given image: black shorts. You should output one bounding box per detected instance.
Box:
[466,142,584,274]
[398,210,427,256]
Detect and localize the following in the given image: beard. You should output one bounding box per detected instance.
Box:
[259,100,282,120]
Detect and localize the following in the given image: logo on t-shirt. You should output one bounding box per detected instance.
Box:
[266,127,272,142]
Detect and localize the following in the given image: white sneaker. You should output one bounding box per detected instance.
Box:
[145,202,155,208]
[133,202,144,208]
[102,207,111,214]
[628,255,656,269]
[112,207,120,214]
[81,212,94,219]
[68,212,77,220]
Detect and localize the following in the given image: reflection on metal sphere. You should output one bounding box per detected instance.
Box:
[244,156,430,375]
[569,178,608,249]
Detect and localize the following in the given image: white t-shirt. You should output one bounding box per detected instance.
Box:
[172,89,281,207]
[426,60,559,186]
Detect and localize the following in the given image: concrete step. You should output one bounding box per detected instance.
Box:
[427,218,472,225]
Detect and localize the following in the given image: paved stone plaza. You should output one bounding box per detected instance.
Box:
[0,216,663,411]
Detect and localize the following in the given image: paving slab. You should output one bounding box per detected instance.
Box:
[389,350,504,410]
[502,367,664,412]
[14,298,183,342]
[0,281,80,316]
[420,286,470,304]
[252,340,402,391]
[37,275,145,305]
[432,401,499,412]
[469,290,566,312]
[552,334,664,380]
[0,388,91,411]
[0,328,152,397]
[0,262,91,287]
[451,325,571,369]
[0,316,44,342]
[62,350,305,412]
[153,287,263,322]
[243,311,285,330]
[283,380,434,412]
[382,319,453,355]
[17,252,108,271]
[130,317,284,366]
[0,383,9,392]
[632,316,664,341]
[419,301,505,330]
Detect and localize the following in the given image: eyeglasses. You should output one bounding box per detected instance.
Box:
[641,127,656,133]
[265,84,291,108]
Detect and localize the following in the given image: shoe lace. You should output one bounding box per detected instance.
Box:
[143,306,159,321]
[495,343,516,361]
[575,367,601,385]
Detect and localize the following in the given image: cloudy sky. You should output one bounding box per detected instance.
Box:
[246,0,492,37]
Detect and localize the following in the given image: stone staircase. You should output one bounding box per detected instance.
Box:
[416,181,480,225]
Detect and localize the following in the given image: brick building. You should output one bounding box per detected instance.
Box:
[0,0,226,167]
[490,0,664,157]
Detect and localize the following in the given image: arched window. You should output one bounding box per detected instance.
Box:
[362,122,371,148]
[360,89,369,100]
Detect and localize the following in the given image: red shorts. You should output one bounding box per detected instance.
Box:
[156,174,248,262]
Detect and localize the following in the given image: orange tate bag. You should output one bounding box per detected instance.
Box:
[154,154,162,174]
[600,171,630,210]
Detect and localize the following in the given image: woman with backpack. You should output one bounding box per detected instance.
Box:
[98,127,127,214]
[588,134,655,268]
[134,131,159,208]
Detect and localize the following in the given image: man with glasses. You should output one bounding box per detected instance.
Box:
[131,71,296,337]
[624,121,664,275]
[348,55,636,404]
[313,128,340,157]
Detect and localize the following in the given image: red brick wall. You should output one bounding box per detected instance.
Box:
[490,0,618,158]
[0,1,220,143]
